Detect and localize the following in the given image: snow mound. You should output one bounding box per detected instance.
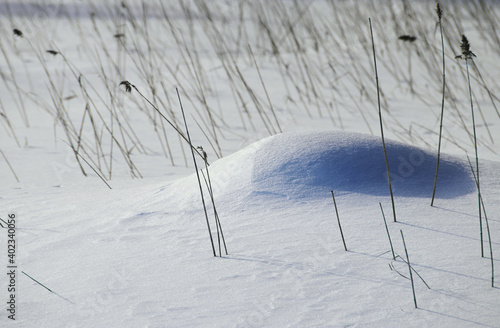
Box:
[208,131,475,200]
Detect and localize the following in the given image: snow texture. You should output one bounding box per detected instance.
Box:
[0,1,499,327]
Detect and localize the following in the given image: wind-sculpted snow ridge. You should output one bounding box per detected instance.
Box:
[204,131,475,201]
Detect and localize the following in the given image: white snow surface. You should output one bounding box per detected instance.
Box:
[3,130,500,327]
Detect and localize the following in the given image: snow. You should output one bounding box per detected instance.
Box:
[249,131,475,199]
[1,0,499,327]
[3,130,499,327]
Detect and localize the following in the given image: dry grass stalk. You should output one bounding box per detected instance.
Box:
[369,18,397,222]
[431,2,446,206]
[456,35,482,257]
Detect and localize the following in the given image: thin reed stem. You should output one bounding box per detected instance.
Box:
[122,81,208,164]
[331,190,347,251]
[457,34,482,257]
[369,18,397,222]
[431,3,446,206]
[379,203,395,260]
[467,156,494,287]
[177,88,216,257]
[400,230,417,308]
[68,141,112,189]
[22,271,74,304]
[248,44,282,133]
[465,58,482,257]
[200,154,228,256]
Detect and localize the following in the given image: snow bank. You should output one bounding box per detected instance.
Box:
[206,130,475,200]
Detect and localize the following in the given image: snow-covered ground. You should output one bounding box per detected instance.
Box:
[1,1,499,327]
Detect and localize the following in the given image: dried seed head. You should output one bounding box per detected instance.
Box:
[460,35,470,53]
[197,146,207,160]
[458,34,476,59]
[13,28,23,37]
[398,35,417,42]
[436,2,443,22]
[119,80,133,93]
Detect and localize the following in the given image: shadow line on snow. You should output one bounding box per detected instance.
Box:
[223,253,407,289]
[419,308,496,328]
[398,221,500,247]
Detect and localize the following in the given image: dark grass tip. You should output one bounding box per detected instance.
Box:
[119,80,133,93]
[197,146,208,161]
[458,34,476,59]
[398,35,417,42]
[436,2,443,22]
[13,28,23,37]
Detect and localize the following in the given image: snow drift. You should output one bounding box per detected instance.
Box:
[204,131,475,200]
